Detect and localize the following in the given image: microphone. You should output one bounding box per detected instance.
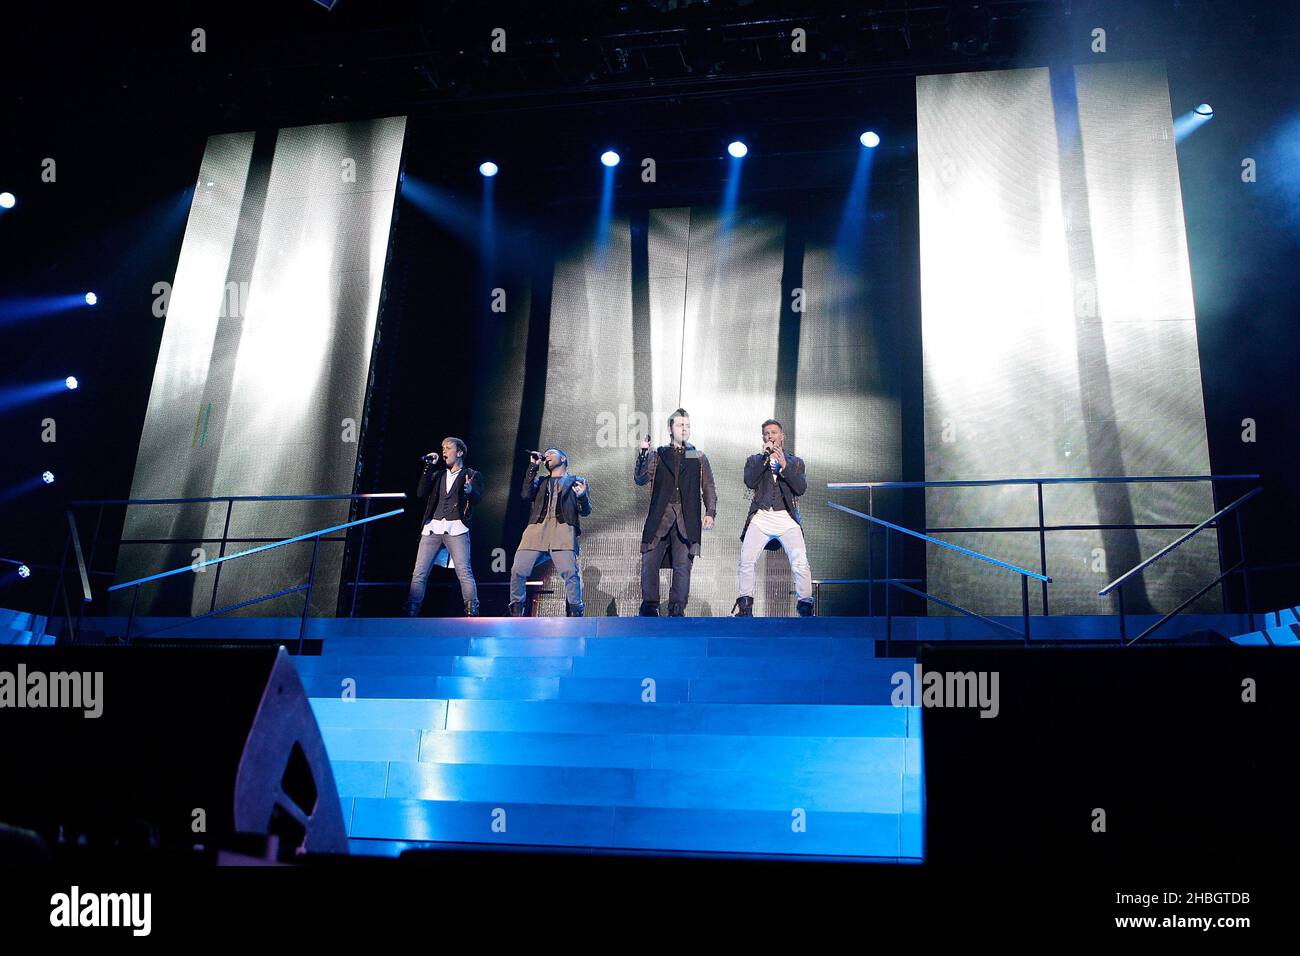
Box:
[421,453,438,463]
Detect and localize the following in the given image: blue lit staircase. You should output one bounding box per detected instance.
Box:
[0,608,52,646]
[295,617,924,861]
[1229,607,1300,646]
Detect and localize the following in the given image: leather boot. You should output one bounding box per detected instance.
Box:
[638,600,660,617]
[464,600,480,617]
[732,596,754,617]
[566,602,584,617]
[667,603,685,617]
[507,601,525,617]
[796,598,815,617]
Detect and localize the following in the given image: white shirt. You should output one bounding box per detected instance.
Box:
[421,467,469,536]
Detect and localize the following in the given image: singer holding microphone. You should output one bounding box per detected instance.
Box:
[633,408,718,616]
[509,447,591,617]
[405,437,483,617]
[734,419,815,617]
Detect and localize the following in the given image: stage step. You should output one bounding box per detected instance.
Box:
[345,798,921,858]
[320,727,913,772]
[1230,624,1300,646]
[294,652,895,680]
[310,696,911,736]
[298,617,923,861]
[333,760,909,812]
[302,674,899,703]
[1263,607,1300,628]
[0,608,51,646]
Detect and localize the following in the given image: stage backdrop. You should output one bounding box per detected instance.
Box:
[114,117,406,616]
[527,204,903,617]
[916,61,1217,616]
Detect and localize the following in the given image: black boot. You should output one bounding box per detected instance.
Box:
[566,602,584,617]
[667,603,685,617]
[464,600,480,617]
[796,598,815,617]
[732,596,753,617]
[638,600,660,617]
[507,601,525,617]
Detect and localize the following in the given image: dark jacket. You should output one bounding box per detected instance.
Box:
[635,443,718,561]
[417,460,483,527]
[741,450,807,549]
[520,463,591,535]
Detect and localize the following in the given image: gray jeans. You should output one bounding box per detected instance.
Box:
[408,531,478,610]
[511,549,582,606]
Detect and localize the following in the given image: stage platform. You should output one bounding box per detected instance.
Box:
[8,608,1290,862]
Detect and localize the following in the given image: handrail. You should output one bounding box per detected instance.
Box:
[1098,487,1263,596]
[72,492,406,506]
[825,472,1258,619]
[829,501,1049,650]
[52,492,411,628]
[108,509,406,592]
[828,473,1259,490]
[828,502,1051,582]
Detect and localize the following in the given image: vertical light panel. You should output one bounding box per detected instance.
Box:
[676,208,789,616]
[917,65,1215,616]
[117,117,407,616]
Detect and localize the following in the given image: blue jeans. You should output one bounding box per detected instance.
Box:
[407,532,477,611]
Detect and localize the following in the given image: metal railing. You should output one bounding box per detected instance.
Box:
[1098,486,1264,645]
[49,492,407,647]
[828,502,1051,653]
[827,473,1260,617]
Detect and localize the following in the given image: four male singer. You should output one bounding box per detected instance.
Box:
[634,408,718,616]
[405,437,482,617]
[509,447,592,617]
[734,418,815,617]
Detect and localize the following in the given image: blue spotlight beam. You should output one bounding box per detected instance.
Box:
[0,294,96,326]
[0,378,73,411]
[1174,109,1214,143]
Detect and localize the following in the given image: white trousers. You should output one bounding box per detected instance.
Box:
[738,507,812,601]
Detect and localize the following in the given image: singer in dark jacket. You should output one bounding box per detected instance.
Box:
[404,437,483,616]
[734,418,814,617]
[509,447,591,617]
[634,408,718,616]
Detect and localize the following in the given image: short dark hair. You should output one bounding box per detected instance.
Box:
[668,408,689,430]
[442,437,467,457]
[761,419,783,433]
[545,447,567,464]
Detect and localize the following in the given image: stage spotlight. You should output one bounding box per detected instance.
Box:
[600,150,621,168]
[84,292,98,306]
[65,376,79,390]
[18,564,31,579]
[41,471,55,485]
[0,192,14,209]
[479,161,499,178]
[860,131,881,148]
[1195,103,1214,117]
[727,141,748,159]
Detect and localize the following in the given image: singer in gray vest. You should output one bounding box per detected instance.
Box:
[509,447,591,617]
[634,408,718,616]
[405,437,482,617]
